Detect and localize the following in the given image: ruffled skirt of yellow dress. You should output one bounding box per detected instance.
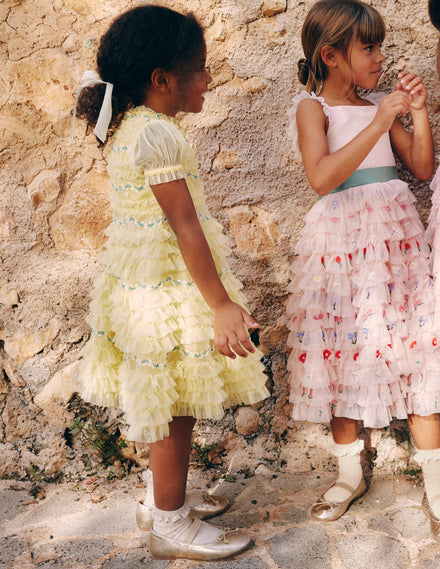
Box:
[79,217,269,443]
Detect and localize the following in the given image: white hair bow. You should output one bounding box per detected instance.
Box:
[71,70,114,143]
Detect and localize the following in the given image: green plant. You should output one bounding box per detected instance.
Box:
[190,441,219,468]
[69,417,85,436]
[27,467,43,498]
[403,468,422,483]
[224,474,236,483]
[69,416,127,466]
[82,420,128,466]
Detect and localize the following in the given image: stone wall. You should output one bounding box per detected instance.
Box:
[0,0,439,481]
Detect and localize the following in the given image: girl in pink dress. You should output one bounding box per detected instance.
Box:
[286,0,440,539]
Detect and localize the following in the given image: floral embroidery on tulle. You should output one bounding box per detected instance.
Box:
[112,211,212,228]
[103,265,230,290]
[287,177,440,428]
[124,346,216,369]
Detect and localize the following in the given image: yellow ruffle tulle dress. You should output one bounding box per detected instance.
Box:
[79,106,269,443]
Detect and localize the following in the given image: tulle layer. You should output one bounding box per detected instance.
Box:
[101,215,231,285]
[426,166,440,332]
[86,267,247,359]
[80,328,268,443]
[80,244,269,443]
[286,180,440,428]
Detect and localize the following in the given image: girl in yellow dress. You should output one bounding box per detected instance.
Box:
[74,5,268,561]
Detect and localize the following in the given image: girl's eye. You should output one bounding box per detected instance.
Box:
[365,45,373,52]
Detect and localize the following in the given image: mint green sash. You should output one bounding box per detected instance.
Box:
[329,165,398,194]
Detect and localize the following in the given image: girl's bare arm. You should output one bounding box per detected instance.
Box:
[151,178,258,359]
[297,91,411,195]
[390,72,434,180]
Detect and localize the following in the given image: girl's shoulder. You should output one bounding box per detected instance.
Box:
[114,106,186,152]
[287,91,331,158]
[288,90,330,119]
[118,106,183,138]
[119,107,190,182]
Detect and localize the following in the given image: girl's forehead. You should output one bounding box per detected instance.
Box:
[351,37,381,47]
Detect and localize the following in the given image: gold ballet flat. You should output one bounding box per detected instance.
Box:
[422,492,440,541]
[137,493,229,531]
[150,527,251,561]
[311,478,367,522]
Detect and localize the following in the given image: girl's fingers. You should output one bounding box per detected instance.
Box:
[214,305,258,358]
[398,73,425,95]
[216,332,251,358]
[405,80,423,93]
[238,334,255,354]
[410,83,425,96]
[243,311,259,329]
[228,324,255,357]
[215,334,236,359]
[228,336,248,358]
[398,71,416,82]
[216,330,255,358]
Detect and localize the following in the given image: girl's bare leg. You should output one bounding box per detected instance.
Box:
[407,413,440,449]
[331,416,358,444]
[312,415,365,518]
[149,416,196,511]
[148,416,236,551]
[408,413,440,524]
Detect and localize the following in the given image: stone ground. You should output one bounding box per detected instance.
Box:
[1,467,440,569]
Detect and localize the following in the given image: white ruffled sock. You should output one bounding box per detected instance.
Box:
[324,439,364,503]
[152,505,222,545]
[413,447,440,518]
[143,469,155,507]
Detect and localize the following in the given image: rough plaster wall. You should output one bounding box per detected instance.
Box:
[0,0,439,480]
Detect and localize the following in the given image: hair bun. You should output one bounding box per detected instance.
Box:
[297,58,309,85]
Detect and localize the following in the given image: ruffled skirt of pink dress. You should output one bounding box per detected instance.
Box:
[427,166,440,333]
[286,179,440,428]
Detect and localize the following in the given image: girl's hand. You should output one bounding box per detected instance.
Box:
[373,90,410,134]
[396,71,427,111]
[213,300,259,359]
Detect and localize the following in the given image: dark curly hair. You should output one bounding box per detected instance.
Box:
[430,0,440,30]
[76,5,205,141]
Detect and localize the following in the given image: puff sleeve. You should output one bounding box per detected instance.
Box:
[130,120,186,185]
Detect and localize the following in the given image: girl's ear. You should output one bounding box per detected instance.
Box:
[321,45,338,67]
[151,68,172,92]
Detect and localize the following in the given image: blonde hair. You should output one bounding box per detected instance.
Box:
[298,0,385,93]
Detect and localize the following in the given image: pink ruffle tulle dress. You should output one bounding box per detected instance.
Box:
[286,91,440,429]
